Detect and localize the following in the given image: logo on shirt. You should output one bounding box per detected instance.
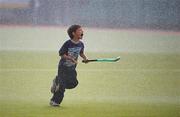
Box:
[64,47,82,66]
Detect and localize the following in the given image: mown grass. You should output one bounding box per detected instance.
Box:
[0,51,179,117]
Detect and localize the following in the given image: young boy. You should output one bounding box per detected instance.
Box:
[50,25,88,106]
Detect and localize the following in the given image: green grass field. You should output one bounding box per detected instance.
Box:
[0,27,180,117]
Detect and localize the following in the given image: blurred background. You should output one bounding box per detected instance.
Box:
[0,0,180,53]
[0,0,180,30]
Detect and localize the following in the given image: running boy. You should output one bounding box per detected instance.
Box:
[50,25,88,106]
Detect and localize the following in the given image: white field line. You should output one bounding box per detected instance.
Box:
[0,94,179,104]
[72,96,180,104]
[0,68,180,72]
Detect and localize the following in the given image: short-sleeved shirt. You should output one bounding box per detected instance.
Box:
[59,39,84,68]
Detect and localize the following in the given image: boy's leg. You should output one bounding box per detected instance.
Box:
[50,68,65,105]
[50,84,65,105]
[51,76,60,93]
[66,69,78,89]
[50,65,77,105]
[50,65,65,105]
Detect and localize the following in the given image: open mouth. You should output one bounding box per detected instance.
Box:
[81,33,83,37]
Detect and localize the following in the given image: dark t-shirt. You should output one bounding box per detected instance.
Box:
[59,39,84,68]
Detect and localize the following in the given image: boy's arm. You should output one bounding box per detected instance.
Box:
[61,54,78,64]
[80,53,88,63]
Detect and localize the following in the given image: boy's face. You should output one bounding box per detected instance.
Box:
[73,27,83,40]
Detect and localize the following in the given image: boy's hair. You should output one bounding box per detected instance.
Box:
[67,25,81,39]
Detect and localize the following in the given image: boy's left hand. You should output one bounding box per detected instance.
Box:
[82,59,89,63]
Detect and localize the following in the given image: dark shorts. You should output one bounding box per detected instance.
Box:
[57,65,78,89]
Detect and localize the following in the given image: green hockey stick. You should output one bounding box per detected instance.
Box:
[82,56,120,63]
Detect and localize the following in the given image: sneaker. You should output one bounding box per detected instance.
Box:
[49,100,59,107]
[51,78,59,93]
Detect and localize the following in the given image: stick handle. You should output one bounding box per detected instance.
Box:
[82,59,97,63]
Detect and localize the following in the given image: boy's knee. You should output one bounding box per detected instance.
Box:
[58,85,65,93]
[66,80,78,89]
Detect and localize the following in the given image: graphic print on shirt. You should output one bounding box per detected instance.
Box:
[64,47,82,66]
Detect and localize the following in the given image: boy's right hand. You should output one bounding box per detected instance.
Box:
[68,55,78,64]
[62,54,78,64]
[71,58,78,64]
